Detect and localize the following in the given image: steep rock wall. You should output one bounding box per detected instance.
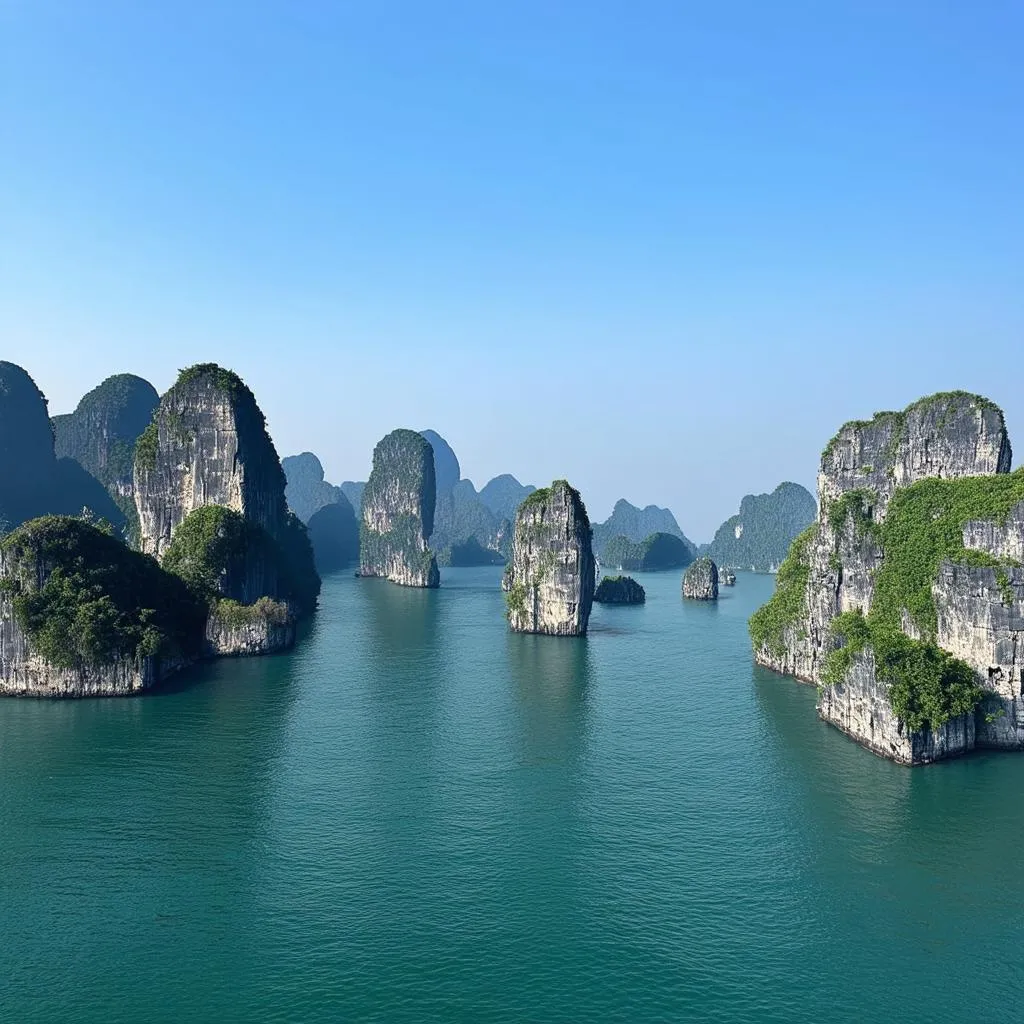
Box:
[359,429,439,588]
[504,480,595,636]
[753,391,1021,764]
[135,365,287,559]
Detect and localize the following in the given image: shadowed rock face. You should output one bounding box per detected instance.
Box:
[503,480,595,636]
[52,373,159,528]
[420,429,460,496]
[134,365,288,559]
[683,557,719,601]
[594,575,645,604]
[307,498,360,572]
[282,452,346,524]
[751,390,1024,765]
[0,361,124,533]
[359,429,439,588]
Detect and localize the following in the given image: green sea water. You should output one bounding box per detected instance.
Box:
[2,568,1023,1023]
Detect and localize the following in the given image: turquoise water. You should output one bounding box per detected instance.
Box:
[3,569,1024,1023]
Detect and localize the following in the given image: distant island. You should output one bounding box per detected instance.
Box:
[703,482,816,572]
[600,531,694,572]
[591,499,697,564]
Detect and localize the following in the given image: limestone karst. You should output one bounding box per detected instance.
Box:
[0,361,124,535]
[307,499,360,573]
[359,428,440,588]
[420,430,513,564]
[601,531,694,572]
[52,373,159,537]
[503,480,595,635]
[0,515,206,696]
[591,499,695,564]
[283,451,360,572]
[750,391,1022,764]
[478,474,536,523]
[134,363,320,651]
[683,557,719,601]
[594,575,646,604]
[282,451,346,524]
[704,482,816,572]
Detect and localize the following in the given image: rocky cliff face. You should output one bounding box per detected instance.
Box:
[683,557,719,601]
[135,364,288,559]
[751,391,1023,765]
[205,598,296,657]
[705,482,816,571]
[504,480,595,635]
[359,429,439,588]
[0,362,124,534]
[52,374,159,534]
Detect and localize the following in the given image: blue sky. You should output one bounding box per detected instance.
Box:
[3,2,1022,540]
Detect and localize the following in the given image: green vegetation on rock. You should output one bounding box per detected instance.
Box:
[747,524,816,658]
[824,610,983,733]
[163,505,320,615]
[1,515,205,668]
[870,470,1024,638]
[594,575,645,604]
[820,470,1024,731]
[135,421,159,471]
[212,596,291,629]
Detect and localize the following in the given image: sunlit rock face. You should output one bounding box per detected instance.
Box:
[503,480,595,636]
[359,429,439,588]
[751,391,1024,765]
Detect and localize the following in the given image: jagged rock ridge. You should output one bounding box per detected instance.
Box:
[503,480,595,635]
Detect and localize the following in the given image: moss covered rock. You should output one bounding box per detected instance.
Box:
[594,575,645,604]
[0,515,206,695]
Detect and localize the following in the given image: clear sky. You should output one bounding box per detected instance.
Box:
[3,2,1022,541]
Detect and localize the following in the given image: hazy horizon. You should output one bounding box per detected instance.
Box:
[5,3,1022,539]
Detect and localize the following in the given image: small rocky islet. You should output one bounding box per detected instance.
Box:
[5,360,1023,771]
[594,576,646,604]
